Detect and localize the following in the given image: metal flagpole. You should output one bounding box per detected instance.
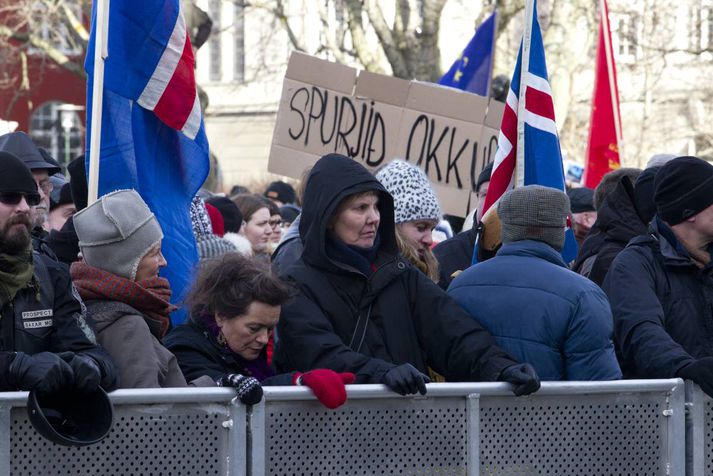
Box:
[515,0,536,188]
[599,0,624,162]
[87,0,110,205]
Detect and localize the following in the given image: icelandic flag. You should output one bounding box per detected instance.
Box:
[85,0,210,324]
[438,11,497,96]
[479,0,577,263]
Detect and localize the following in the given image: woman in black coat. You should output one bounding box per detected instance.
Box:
[164,253,354,408]
[273,153,540,396]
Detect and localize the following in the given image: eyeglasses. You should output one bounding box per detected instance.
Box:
[0,192,41,207]
[38,180,53,195]
[269,219,283,228]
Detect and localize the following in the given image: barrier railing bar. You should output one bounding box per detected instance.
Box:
[227,398,248,476]
[261,379,683,400]
[0,404,11,476]
[0,387,237,406]
[669,379,687,476]
[248,400,267,476]
[466,393,480,476]
[685,381,705,476]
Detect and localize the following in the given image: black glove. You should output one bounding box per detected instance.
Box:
[678,358,713,397]
[217,373,263,405]
[59,352,102,393]
[381,363,431,395]
[8,352,74,395]
[499,363,540,396]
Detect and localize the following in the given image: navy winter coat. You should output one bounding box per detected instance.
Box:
[603,218,713,379]
[448,240,622,381]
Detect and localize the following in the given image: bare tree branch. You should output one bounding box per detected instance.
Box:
[0,26,85,77]
[361,0,407,76]
[343,0,385,73]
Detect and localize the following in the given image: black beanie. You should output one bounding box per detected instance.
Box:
[655,156,713,225]
[0,151,40,197]
[67,155,88,211]
[566,187,595,213]
[204,196,243,233]
[633,167,659,224]
[476,162,493,192]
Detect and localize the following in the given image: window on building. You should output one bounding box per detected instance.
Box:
[29,102,84,166]
[209,0,222,82]
[691,4,713,52]
[234,1,245,82]
[616,14,638,58]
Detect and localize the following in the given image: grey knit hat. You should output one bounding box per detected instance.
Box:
[375,160,442,224]
[498,185,570,251]
[74,189,163,280]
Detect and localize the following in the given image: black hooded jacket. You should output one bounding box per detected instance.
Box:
[579,176,648,285]
[603,218,713,379]
[273,154,518,383]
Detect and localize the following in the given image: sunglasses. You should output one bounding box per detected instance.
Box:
[0,192,41,207]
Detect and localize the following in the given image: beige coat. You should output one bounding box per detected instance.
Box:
[86,300,188,388]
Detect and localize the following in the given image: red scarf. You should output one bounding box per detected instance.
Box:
[70,261,176,338]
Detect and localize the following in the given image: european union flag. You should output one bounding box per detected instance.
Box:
[438,11,497,96]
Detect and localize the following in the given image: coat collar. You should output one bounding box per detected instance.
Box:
[496,240,568,268]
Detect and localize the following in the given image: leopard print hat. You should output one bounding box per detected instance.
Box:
[375,160,442,224]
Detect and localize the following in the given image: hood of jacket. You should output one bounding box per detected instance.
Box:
[596,176,647,244]
[299,154,397,273]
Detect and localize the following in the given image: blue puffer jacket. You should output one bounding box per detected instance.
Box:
[448,240,622,381]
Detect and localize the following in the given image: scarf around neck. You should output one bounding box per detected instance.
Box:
[0,246,34,308]
[70,261,176,338]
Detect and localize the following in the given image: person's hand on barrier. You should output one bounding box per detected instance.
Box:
[293,369,355,409]
[677,358,713,397]
[381,363,430,396]
[217,373,263,405]
[499,363,540,396]
[58,352,102,393]
[8,352,74,395]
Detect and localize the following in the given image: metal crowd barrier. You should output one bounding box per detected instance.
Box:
[253,380,684,476]
[686,381,713,476]
[0,388,245,476]
[0,379,691,475]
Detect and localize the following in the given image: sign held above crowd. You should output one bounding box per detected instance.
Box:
[268,52,504,216]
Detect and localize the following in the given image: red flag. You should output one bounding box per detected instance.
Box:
[583,0,622,189]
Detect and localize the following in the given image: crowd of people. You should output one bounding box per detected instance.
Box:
[2,128,713,414]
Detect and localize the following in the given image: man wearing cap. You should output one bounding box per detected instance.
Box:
[433,162,493,289]
[449,185,621,381]
[0,132,61,255]
[263,180,296,207]
[0,151,117,394]
[604,156,713,396]
[566,187,597,246]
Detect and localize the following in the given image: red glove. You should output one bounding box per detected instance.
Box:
[293,369,356,409]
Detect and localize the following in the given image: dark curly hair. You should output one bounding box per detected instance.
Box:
[187,253,293,319]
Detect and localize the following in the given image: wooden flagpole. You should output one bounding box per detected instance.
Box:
[515,0,536,188]
[87,0,110,205]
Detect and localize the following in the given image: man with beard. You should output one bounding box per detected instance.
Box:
[0,132,61,257]
[0,151,117,394]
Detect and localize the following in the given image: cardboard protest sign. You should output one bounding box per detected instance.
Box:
[268,52,503,216]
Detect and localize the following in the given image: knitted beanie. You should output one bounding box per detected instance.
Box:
[0,151,39,197]
[654,156,713,225]
[205,203,225,236]
[74,189,163,280]
[498,185,570,251]
[190,196,213,237]
[375,160,442,224]
[205,196,243,233]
